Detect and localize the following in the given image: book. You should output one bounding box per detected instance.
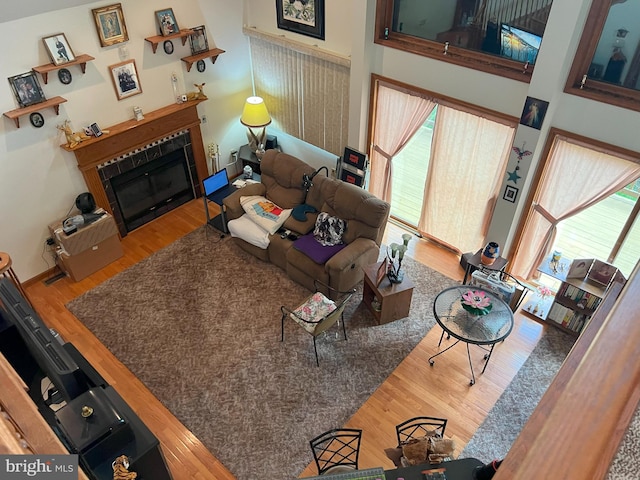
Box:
[566,258,593,279]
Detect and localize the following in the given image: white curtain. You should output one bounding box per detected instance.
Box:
[511,136,640,279]
[418,105,514,253]
[246,28,350,157]
[369,83,437,203]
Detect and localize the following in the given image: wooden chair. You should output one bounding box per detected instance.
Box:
[280,280,355,367]
[309,428,362,475]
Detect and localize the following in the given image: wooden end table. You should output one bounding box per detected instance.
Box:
[362,261,415,324]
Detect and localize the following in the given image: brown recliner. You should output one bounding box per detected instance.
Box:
[224,150,390,295]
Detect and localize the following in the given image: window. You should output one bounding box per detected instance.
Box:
[374,0,553,82]
[565,0,640,112]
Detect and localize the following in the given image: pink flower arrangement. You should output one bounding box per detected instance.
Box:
[461,290,491,309]
[537,285,553,298]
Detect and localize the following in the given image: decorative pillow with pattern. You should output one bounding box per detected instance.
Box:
[313,212,346,246]
[240,195,292,235]
[290,292,336,334]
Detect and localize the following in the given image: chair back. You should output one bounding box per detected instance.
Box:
[310,428,362,475]
[313,290,354,336]
[395,416,447,446]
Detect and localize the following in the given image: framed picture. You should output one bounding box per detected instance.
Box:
[189,25,209,55]
[109,60,142,100]
[376,258,388,287]
[340,168,364,187]
[503,185,518,203]
[276,0,325,40]
[155,8,179,36]
[343,146,367,170]
[567,258,593,280]
[519,96,549,130]
[8,71,46,108]
[42,33,75,65]
[587,260,617,287]
[92,3,129,47]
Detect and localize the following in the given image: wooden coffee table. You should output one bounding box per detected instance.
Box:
[362,261,414,325]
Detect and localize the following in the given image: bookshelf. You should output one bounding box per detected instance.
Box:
[523,255,623,336]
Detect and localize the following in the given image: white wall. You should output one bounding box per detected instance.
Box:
[0,0,251,280]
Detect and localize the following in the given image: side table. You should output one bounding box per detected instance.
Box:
[362,261,414,324]
[462,248,508,284]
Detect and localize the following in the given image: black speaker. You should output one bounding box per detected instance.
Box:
[75,192,96,214]
[265,134,278,150]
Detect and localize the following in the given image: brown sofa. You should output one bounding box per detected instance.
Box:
[223,150,390,295]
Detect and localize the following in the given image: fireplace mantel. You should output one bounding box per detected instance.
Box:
[62,99,208,223]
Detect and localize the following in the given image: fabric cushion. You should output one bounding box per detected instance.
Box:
[290,292,336,334]
[240,195,292,235]
[293,232,347,264]
[313,212,346,246]
[227,214,270,249]
[291,203,318,221]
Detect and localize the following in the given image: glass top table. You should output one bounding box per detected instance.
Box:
[429,285,514,385]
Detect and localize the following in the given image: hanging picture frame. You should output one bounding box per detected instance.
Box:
[92,3,129,47]
[8,71,46,108]
[189,25,209,55]
[42,33,76,66]
[276,0,325,40]
[109,59,142,100]
[519,96,549,130]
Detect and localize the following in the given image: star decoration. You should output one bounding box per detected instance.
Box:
[507,169,522,184]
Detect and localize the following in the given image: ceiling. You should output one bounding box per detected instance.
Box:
[0,0,96,23]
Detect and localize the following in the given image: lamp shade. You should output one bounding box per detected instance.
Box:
[240,96,271,128]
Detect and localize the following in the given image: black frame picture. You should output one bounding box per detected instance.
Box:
[163,40,174,55]
[155,8,179,36]
[343,146,367,170]
[276,0,325,40]
[189,25,209,55]
[8,71,46,108]
[58,68,72,85]
[519,96,549,130]
[92,3,129,47]
[340,169,364,187]
[109,59,142,100]
[29,112,45,128]
[42,33,75,66]
[503,185,518,203]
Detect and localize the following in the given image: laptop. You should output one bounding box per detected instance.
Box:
[203,169,236,205]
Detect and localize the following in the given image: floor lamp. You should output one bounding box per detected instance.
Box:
[240,96,271,158]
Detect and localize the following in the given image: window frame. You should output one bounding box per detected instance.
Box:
[564,0,640,112]
[374,0,537,83]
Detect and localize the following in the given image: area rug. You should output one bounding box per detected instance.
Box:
[461,326,575,462]
[66,227,457,480]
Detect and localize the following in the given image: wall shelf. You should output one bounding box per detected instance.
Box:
[3,96,67,128]
[145,30,194,54]
[33,54,95,84]
[181,48,225,72]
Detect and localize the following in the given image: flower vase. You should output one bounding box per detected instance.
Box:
[480,242,500,265]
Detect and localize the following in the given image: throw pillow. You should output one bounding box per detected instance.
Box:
[240,195,292,235]
[313,212,346,246]
[227,214,270,249]
[293,233,347,264]
[290,292,336,334]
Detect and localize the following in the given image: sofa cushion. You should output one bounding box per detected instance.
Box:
[241,195,292,235]
[228,214,270,249]
[290,291,336,334]
[294,232,346,264]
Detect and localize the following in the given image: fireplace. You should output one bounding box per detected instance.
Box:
[98,131,197,236]
[61,100,209,238]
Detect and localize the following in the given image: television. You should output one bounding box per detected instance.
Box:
[0,278,85,403]
[500,24,542,64]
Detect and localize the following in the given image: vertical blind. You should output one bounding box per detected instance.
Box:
[245,28,350,157]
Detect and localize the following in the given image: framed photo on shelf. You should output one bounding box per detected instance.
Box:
[587,259,617,287]
[42,33,75,66]
[276,0,325,40]
[109,60,142,100]
[566,258,593,279]
[8,71,46,108]
[155,8,179,36]
[92,3,129,47]
[189,25,209,55]
[376,258,388,287]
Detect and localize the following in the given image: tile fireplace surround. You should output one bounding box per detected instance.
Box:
[62,99,208,237]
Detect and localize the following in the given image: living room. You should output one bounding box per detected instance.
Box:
[1,0,639,479]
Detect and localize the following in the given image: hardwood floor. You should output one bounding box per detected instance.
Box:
[24,199,546,479]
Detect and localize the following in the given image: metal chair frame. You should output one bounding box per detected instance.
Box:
[395,416,448,447]
[281,280,355,367]
[309,428,362,475]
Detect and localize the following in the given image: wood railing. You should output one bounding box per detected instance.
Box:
[495,261,640,479]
